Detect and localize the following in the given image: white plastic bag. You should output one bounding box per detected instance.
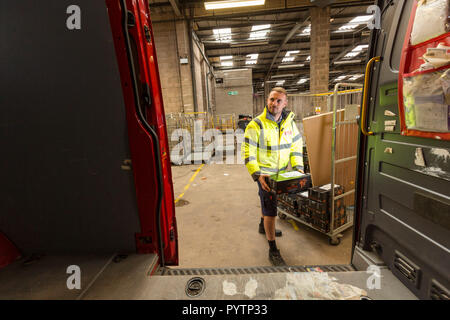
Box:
[421,43,450,68]
[273,272,367,300]
[403,68,450,132]
[410,0,449,45]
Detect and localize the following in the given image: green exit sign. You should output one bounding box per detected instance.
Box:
[228,91,238,95]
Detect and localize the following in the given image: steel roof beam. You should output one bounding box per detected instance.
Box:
[168,0,182,16]
[192,1,373,21]
[263,16,310,82]
[194,14,370,32]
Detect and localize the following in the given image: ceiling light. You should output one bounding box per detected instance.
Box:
[335,15,374,33]
[213,28,232,41]
[349,74,364,81]
[205,0,265,10]
[278,64,305,68]
[250,24,270,39]
[223,68,249,72]
[271,74,293,78]
[352,44,369,51]
[344,51,360,58]
[299,24,311,36]
[251,24,270,31]
[220,55,233,60]
[249,32,268,39]
[246,60,257,65]
[336,25,357,32]
[230,40,268,47]
[246,53,259,59]
[282,57,295,62]
[213,28,231,34]
[221,61,233,67]
[275,80,285,85]
[286,50,300,56]
[343,44,369,58]
[334,75,348,82]
[297,78,309,84]
[333,59,361,65]
[306,56,310,61]
[349,15,374,23]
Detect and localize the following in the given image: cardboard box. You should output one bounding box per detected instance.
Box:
[268,171,312,194]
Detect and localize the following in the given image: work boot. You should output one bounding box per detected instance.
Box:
[259,223,282,237]
[269,249,287,267]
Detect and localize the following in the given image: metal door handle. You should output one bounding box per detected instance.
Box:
[361,56,381,136]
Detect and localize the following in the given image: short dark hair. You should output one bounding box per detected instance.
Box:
[270,87,287,97]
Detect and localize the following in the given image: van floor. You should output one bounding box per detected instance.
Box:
[171,163,352,269]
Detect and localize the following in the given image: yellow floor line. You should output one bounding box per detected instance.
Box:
[174,164,205,204]
[288,219,299,231]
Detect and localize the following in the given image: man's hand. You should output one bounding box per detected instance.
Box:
[258,174,271,192]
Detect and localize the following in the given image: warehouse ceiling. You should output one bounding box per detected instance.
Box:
[149,0,373,94]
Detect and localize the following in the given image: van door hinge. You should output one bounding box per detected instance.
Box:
[135,233,155,253]
[127,11,135,28]
[144,25,151,43]
[121,159,132,170]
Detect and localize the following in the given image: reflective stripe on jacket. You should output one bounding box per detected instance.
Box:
[241,107,304,180]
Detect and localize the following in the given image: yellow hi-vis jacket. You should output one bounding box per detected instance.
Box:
[242,107,304,181]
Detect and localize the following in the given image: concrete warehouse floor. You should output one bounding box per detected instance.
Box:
[170,163,352,269]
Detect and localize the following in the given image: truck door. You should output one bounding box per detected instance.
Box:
[356,0,449,299]
[0,0,178,267]
[106,0,178,266]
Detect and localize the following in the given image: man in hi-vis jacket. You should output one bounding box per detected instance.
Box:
[242,87,304,266]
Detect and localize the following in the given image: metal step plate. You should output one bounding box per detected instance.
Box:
[158,264,355,276]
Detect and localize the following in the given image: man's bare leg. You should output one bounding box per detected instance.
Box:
[264,216,276,241]
[261,210,281,237]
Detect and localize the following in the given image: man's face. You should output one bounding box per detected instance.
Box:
[267,91,287,117]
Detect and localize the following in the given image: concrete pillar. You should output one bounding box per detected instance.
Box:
[310,6,330,112]
[176,20,195,113]
[152,20,194,114]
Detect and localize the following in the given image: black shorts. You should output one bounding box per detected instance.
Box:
[257,180,277,217]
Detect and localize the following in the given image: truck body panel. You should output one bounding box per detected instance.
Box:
[0,0,448,300]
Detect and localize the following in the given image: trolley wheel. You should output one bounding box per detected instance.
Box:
[278,212,287,220]
[329,237,341,246]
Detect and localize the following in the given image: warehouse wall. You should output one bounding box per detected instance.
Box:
[192,40,206,113]
[214,69,253,117]
[152,21,181,113]
[152,16,195,113]
[310,6,330,111]
[208,73,216,114]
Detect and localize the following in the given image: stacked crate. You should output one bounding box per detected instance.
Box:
[308,184,346,233]
[296,191,312,223]
[277,193,299,217]
[276,184,347,233]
